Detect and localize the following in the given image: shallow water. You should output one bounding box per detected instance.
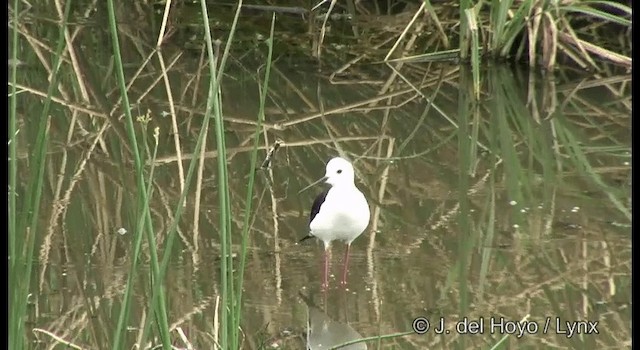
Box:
[13,5,630,349]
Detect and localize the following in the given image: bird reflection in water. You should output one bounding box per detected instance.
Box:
[301,292,367,350]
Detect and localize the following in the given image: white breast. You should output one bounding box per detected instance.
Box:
[309,186,370,244]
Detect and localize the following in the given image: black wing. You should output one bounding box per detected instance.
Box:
[309,188,330,225]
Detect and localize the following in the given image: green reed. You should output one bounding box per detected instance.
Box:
[106,0,172,347]
[456,65,475,350]
[198,1,278,348]
[9,0,72,348]
[8,0,20,346]
[107,0,272,347]
[233,13,277,346]
[198,0,237,346]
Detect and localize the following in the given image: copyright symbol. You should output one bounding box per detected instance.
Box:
[412,317,430,334]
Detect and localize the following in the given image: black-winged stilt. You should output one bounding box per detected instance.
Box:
[300,157,370,289]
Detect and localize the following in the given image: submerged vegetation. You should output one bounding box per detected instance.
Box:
[9,0,630,349]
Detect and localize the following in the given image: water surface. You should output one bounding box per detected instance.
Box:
[14,4,630,349]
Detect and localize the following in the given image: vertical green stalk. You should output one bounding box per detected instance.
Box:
[498,1,533,58]
[233,13,276,340]
[213,13,244,348]
[140,68,223,348]
[133,2,246,348]
[458,0,472,59]
[456,65,474,350]
[8,0,19,287]
[105,1,171,348]
[212,64,233,348]
[114,184,156,348]
[198,0,244,348]
[111,119,169,348]
[8,0,20,346]
[199,6,228,342]
[464,8,481,100]
[135,122,169,348]
[10,0,71,348]
[490,0,513,53]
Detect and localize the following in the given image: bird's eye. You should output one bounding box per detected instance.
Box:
[337,169,342,174]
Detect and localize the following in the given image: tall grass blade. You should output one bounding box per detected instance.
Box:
[456,65,474,349]
[458,0,472,59]
[199,0,244,347]
[136,123,170,348]
[458,0,473,61]
[10,0,71,347]
[490,0,513,52]
[498,1,533,58]
[8,5,20,346]
[561,4,631,26]
[233,13,277,340]
[9,0,21,346]
[464,8,481,99]
[105,0,171,347]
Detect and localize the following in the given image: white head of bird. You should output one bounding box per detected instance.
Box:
[300,157,356,192]
[324,157,356,186]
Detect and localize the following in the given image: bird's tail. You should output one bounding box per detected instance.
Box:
[299,234,314,242]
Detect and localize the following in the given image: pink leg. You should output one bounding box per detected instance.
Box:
[322,247,329,290]
[340,244,351,286]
